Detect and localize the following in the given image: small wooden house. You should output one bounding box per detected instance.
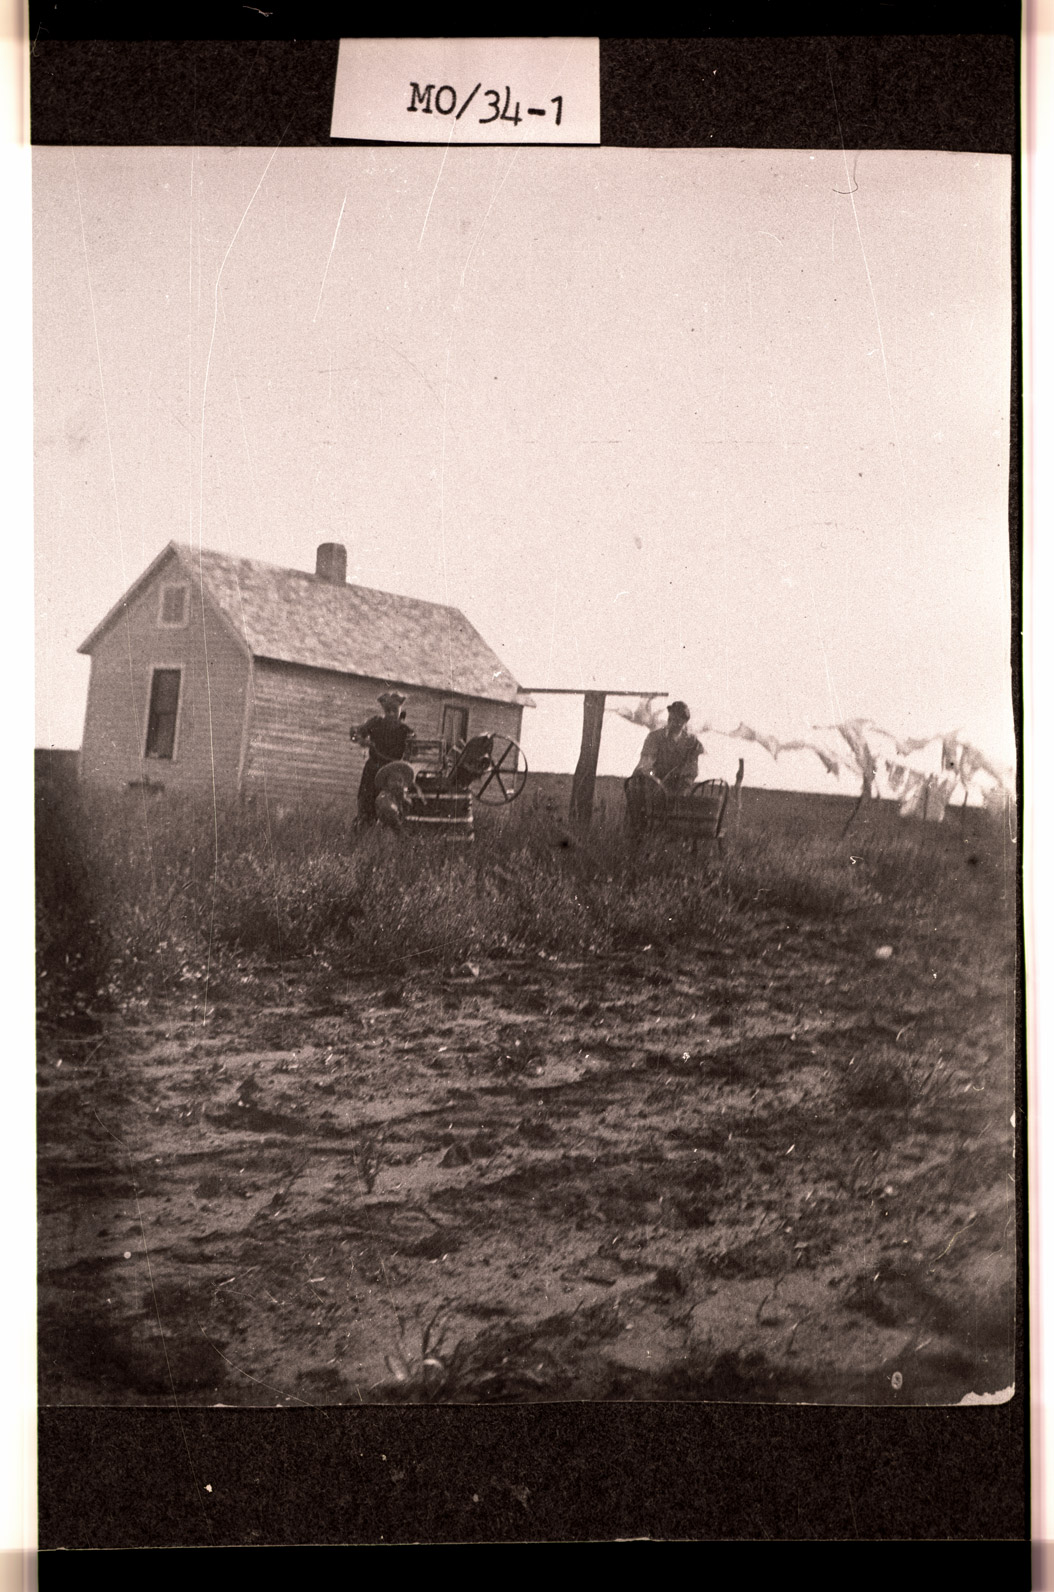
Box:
[77,541,531,806]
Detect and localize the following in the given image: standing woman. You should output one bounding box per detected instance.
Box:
[351,691,415,824]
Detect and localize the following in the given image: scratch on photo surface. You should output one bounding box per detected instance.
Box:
[418,138,454,251]
[198,133,287,1018]
[214,440,285,955]
[824,48,916,552]
[314,188,348,322]
[459,146,524,291]
[834,150,860,195]
[187,151,196,540]
[432,146,525,687]
[196,1329,314,1405]
[199,133,287,543]
[367,332,447,412]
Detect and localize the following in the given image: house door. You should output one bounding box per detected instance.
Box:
[441,705,469,747]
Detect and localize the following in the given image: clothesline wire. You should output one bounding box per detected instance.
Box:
[609,701,1013,795]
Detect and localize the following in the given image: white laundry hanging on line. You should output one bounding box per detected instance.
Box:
[941,736,961,775]
[898,770,927,819]
[823,719,878,789]
[922,774,957,822]
[898,772,957,822]
[883,759,909,797]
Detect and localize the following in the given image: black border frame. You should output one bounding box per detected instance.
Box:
[30,19,1028,1555]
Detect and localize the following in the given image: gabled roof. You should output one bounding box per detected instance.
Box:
[79,542,532,706]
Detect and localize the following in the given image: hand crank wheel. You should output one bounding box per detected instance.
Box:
[472,735,528,805]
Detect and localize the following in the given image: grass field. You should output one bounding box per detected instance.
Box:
[36,774,1018,1406]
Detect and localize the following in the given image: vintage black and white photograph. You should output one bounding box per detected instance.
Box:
[35,142,1017,1409]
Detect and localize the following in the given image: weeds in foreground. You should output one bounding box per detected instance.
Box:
[837,1039,964,1116]
[377,1298,624,1403]
[37,782,1009,1015]
[382,1305,464,1401]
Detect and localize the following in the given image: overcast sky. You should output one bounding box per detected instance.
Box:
[34,145,1014,787]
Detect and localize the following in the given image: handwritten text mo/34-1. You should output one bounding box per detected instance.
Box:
[407,82,563,127]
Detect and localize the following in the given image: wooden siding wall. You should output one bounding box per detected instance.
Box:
[79,553,250,795]
[244,660,524,808]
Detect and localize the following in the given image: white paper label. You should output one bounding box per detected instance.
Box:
[330,37,600,145]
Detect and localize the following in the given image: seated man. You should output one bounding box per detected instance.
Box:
[625,700,703,835]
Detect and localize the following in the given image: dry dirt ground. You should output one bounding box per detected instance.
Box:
[38,890,1016,1409]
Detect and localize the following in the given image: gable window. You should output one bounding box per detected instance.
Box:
[441,705,469,747]
[145,668,182,759]
[159,583,189,628]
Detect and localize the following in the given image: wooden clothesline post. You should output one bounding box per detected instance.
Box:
[519,688,668,831]
[569,690,606,830]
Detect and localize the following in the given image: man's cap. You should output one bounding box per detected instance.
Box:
[668,700,691,721]
[378,690,407,709]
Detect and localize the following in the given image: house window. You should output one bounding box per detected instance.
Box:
[441,705,469,747]
[145,669,182,759]
[159,583,189,627]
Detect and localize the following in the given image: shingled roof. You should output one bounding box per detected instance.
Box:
[80,542,532,706]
